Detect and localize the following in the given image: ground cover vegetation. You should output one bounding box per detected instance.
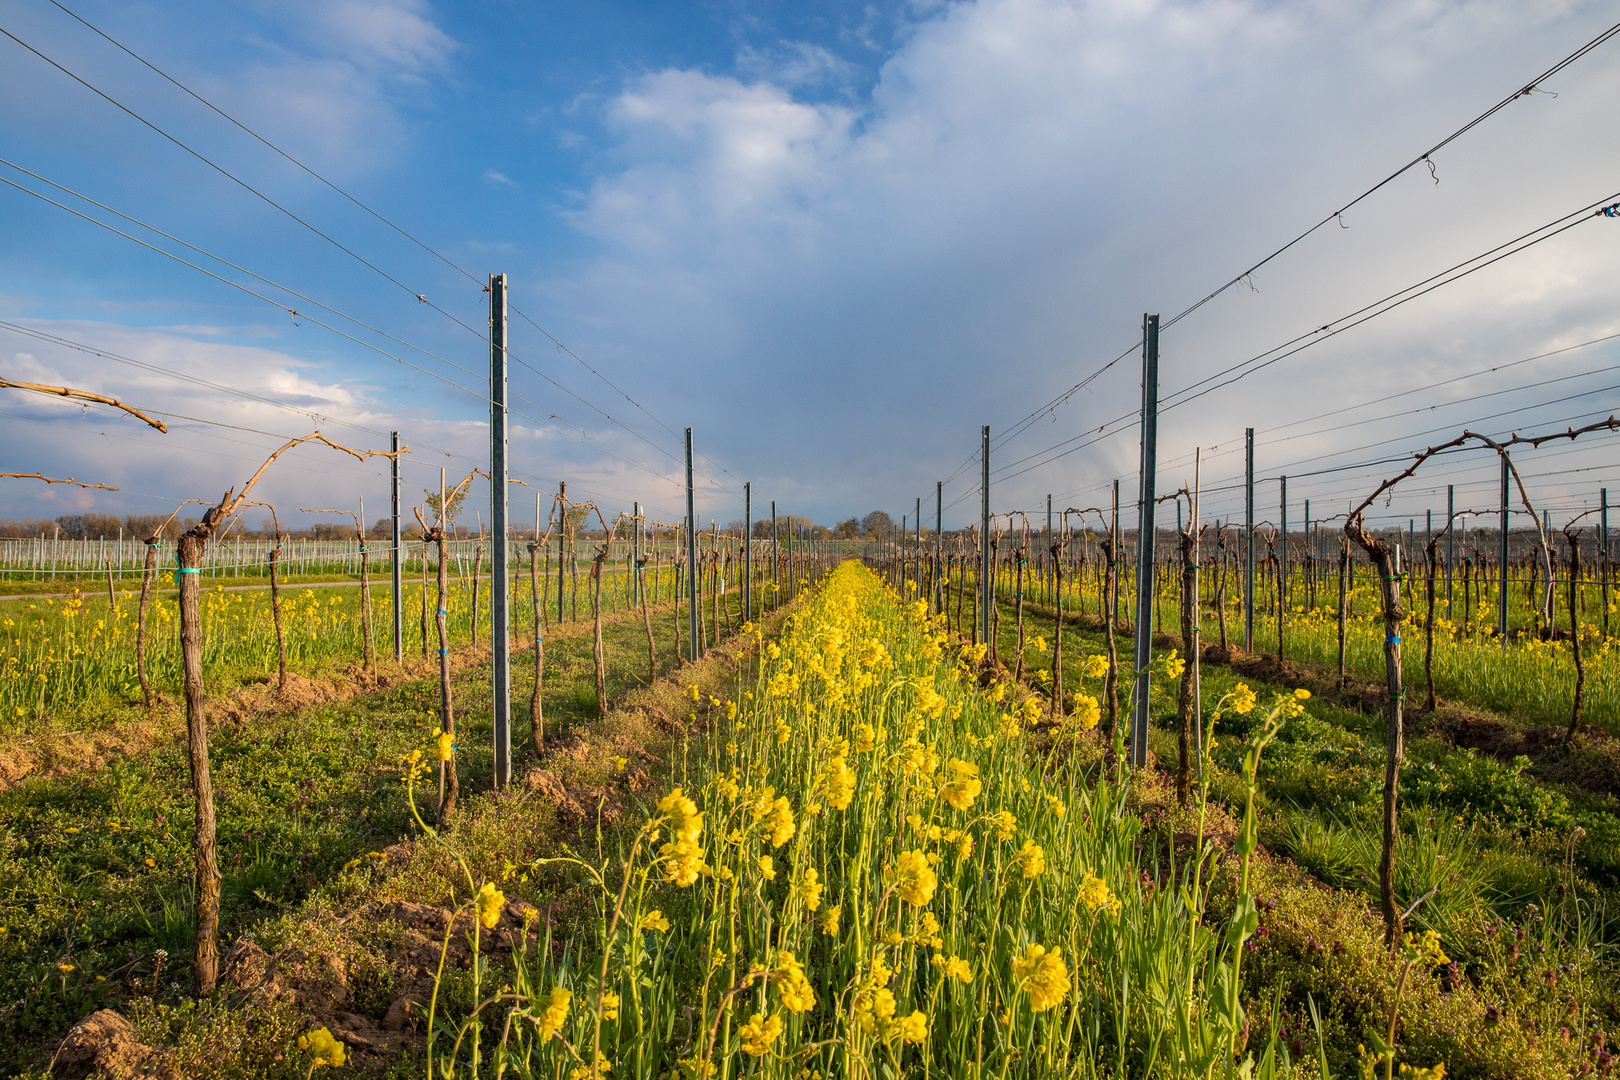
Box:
[2,531,1612,1080]
[0,572,774,1076]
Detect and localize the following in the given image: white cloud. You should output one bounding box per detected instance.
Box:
[483,169,518,187]
[544,0,1620,526]
[276,0,457,75]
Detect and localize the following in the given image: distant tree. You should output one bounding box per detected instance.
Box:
[753,520,773,538]
[425,484,468,526]
[833,518,861,539]
[124,514,177,540]
[861,510,895,537]
[53,513,125,540]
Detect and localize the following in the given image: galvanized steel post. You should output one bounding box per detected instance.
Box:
[1131,314,1160,769]
[488,274,511,788]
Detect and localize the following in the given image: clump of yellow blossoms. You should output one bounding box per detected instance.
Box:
[739,1012,783,1056]
[893,850,937,907]
[298,1027,346,1069]
[1012,943,1069,1012]
[658,789,707,886]
[537,987,571,1042]
[939,759,982,810]
[473,882,504,929]
[773,950,817,1013]
[1078,873,1121,916]
[1012,841,1046,878]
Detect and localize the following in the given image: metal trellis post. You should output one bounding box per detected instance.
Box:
[1131,314,1160,769]
[489,274,511,789]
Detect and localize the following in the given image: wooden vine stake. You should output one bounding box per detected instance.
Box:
[1561,514,1597,739]
[1175,496,1199,808]
[1048,517,1066,716]
[416,469,479,823]
[241,504,290,694]
[639,519,658,683]
[174,432,404,993]
[528,496,559,752]
[1100,518,1121,744]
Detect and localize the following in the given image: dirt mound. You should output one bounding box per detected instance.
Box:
[50,1009,165,1079]
[220,898,546,1072]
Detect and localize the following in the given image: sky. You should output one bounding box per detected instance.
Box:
[2,0,1619,538]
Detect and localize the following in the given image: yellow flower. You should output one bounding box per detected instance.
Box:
[897,1010,928,1044]
[435,731,454,762]
[820,905,841,936]
[940,955,973,984]
[1078,874,1120,916]
[767,796,796,848]
[893,850,937,907]
[1044,794,1065,818]
[774,950,816,1013]
[822,756,855,811]
[990,811,1017,840]
[1081,654,1110,679]
[796,867,824,911]
[298,1027,347,1068]
[1070,694,1101,730]
[1293,687,1311,700]
[474,882,505,930]
[739,1012,784,1056]
[686,684,701,702]
[537,987,571,1041]
[1011,944,1069,1012]
[758,855,776,881]
[658,789,707,886]
[638,909,671,933]
[1012,841,1046,878]
[939,759,982,811]
[599,992,620,1021]
[1230,683,1257,715]
[57,962,75,974]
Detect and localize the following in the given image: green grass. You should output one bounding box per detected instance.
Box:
[0,585,763,1073]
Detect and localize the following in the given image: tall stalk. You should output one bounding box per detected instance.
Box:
[136,536,158,709]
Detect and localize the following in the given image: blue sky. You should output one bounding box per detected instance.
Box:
[3,0,1619,535]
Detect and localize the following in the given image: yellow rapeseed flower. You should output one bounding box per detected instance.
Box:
[474,882,505,929]
[1013,841,1046,878]
[774,950,816,1013]
[638,909,671,933]
[897,1010,928,1044]
[939,759,982,811]
[739,1012,783,1056]
[796,867,823,911]
[1078,873,1121,916]
[537,987,571,1041]
[893,850,937,907]
[1011,943,1069,1012]
[939,954,973,984]
[1230,683,1257,715]
[298,1027,347,1068]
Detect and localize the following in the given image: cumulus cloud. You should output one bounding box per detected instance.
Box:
[544,0,1620,526]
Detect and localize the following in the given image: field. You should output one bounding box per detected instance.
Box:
[0,537,1614,1080]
